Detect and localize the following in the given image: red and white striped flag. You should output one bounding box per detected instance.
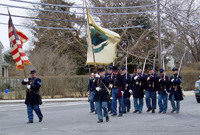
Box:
[8,13,31,70]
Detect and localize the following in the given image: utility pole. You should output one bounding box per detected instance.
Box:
[157,0,162,68]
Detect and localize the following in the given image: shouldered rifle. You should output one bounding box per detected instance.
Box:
[163,55,166,92]
[140,53,149,85]
[175,48,187,91]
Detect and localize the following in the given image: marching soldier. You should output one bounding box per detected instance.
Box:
[130,65,146,114]
[169,67,184,113]
[145,66,159,113]
[158,69,169,114]
[121,67,131,113]
[105,66,113,113]
[22,69,43,124]
[92,68,110,123]
[110,66,126,117]
[87,73,96,113]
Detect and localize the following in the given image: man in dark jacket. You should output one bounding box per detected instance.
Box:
[121,67,131,113]
[169,67,184,113]
[145,66,159,113]
[22,69,43,124]
[158,69,169,114]
[131,65,146,113]
[110,66,126,117]
[105,66,113,113]
[92,68,110,123]
[87,73,96,113]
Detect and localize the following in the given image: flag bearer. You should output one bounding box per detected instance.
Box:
[22,70,43,124]
[93,68,110,123]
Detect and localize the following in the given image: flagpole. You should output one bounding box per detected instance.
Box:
[86,6,98,86]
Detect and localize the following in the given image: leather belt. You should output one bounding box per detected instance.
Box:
[113,85,120,88]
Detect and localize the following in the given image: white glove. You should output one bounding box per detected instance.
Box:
[129,89,133,93]
[24,78,29,82]
[96,87,100,91]
[109,84,113,88]
[27,85,31,89]
[134,76,138,80]
[171,79,174,82]
[95,74,100,78]
[110,97,113,100]
[159,79,161,82]
[121,91,124,95]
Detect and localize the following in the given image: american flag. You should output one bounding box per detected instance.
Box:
[8,13,31,70]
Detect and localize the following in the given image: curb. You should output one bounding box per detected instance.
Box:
[0,91,194,104]
[0,98,88,104]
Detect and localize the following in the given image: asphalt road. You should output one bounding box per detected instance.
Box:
[0,95,200,135]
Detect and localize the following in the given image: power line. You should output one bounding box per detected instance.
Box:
[10,0,158,9]
[161,10,200,30]
[0,3,157,15]
[0,13,152,23]
[0,13,85,22]
[161,17,199,36]
[0,22,143,30]
[160,3,200,27]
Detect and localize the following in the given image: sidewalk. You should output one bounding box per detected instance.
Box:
[0,91,194,104]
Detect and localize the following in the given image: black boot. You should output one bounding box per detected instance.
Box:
[146,108,152,112]
[97,119,103,123]
[152,109,155,113]
[171,109,176,113]
[39,118,43,122]
[27,121,33,124]
[133,110,139,113]
[106,116,109,122]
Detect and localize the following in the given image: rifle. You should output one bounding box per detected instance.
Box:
[175,48,187,91]
[152,48,157,88]
[163,55,166,92]
[140,53,149,86]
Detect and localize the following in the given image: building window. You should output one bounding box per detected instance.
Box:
[2,68,4,77]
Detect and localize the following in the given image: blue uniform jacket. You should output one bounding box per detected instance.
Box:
[110,73,126,97]
[87,77,95,92]
[131,73,146,98]
[92,76,110,102]
[145,73,159,91]
[169,76,183,101]
[111,73,126,91]
[105,73,113,82]
[122,73,131,98]
[158,75,169,95]
[22,77,42,105]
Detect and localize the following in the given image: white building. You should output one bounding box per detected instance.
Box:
[0,41,9,77]
[166,56,175,69]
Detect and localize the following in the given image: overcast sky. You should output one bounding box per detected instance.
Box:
[0,0,83,52]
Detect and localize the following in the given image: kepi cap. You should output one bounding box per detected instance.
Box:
[108,66,113,70]
[99,68,105,72]
[137,65,142,69]
[159,68,164,73]
[172,67,178,71]
[121,67,126,71]
[31,69,36,74]
[149,66,153,70]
